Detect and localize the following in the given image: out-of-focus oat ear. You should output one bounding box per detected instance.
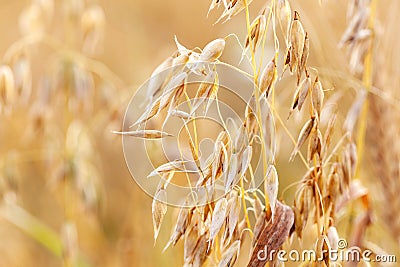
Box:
[112,130,173,139]
[0,65,16,111]
[4,53,33,104]
[266,165,279,220]
[259,57,277,97]
[289,117,315,161]
[350,209,372,250]
[19,0,54,36]
[61,221,78,264]
[152,189,168,243]
[277,0,292,47]
[343,90,367,135]
[247,201,294,267]
[218,240,241,267]
[81,5,105,55]
[322,113,336,157]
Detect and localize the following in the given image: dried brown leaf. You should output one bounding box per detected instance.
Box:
[247,201,294,267]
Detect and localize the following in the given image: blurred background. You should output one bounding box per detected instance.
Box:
[0,0,399,266]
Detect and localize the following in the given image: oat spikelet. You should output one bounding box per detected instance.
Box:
[152,189,168,242]
[265,165,279,220]
[112,130,173,139]
[290,116,315,161]
[259,57,277,97]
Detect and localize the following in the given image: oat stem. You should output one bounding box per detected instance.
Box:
[243,0,271,207]
[271,105,310,169]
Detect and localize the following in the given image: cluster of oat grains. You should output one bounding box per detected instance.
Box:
[123,0,381,266]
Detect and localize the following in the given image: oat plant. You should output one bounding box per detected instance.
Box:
[120,0,383,266]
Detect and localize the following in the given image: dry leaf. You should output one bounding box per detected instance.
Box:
[247,201,294,267]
